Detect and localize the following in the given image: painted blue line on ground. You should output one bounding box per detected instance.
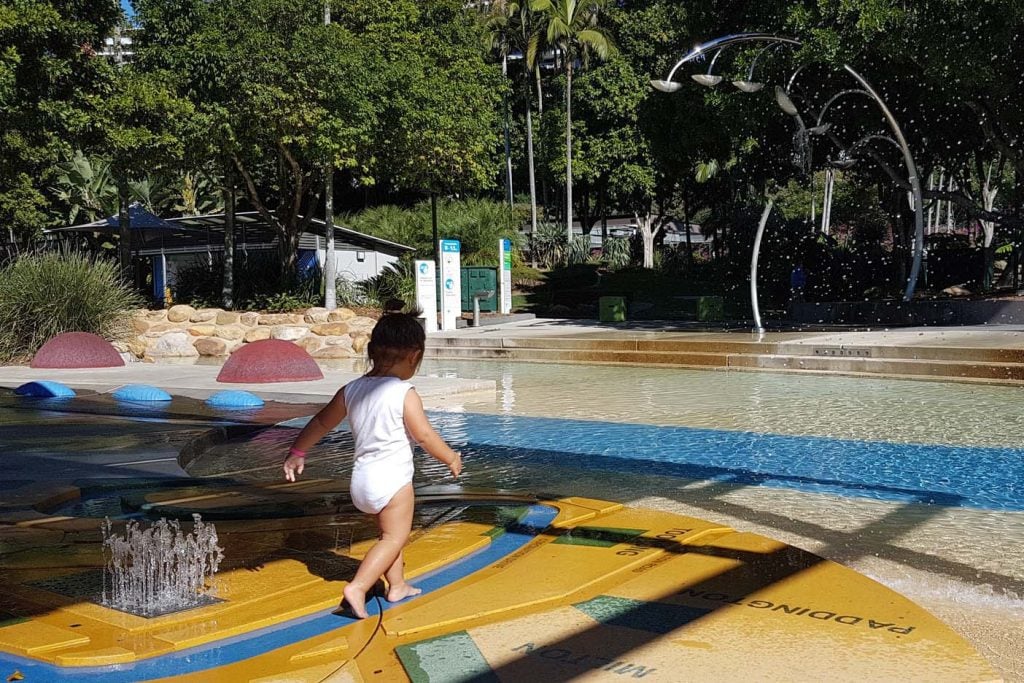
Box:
[425,412,1024,511]
[0,505,558,681]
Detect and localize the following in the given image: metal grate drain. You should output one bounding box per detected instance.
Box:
[811,346,872,358]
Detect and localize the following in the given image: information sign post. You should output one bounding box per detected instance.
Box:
[439,239,462,331]
[499,238,513,314]
[414,260,438,332]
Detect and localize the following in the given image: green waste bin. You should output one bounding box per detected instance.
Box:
[460,267,498,312]
[599,296,626,322]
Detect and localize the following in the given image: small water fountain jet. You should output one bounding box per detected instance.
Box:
[100,513,224,617]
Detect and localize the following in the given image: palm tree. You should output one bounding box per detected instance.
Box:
[484,2,542,235]
[529,0,614,241]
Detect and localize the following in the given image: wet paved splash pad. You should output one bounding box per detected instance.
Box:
[0,477,1000,681]
[1,343,1020,680]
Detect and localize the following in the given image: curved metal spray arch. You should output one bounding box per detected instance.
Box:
[652,33,925,331]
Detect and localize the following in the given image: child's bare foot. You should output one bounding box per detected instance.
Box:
[342,583,369,618]
[386,582,422,602]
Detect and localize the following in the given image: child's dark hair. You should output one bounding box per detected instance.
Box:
[366,312,426,373]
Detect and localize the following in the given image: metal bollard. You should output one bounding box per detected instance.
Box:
[472,289,495,327]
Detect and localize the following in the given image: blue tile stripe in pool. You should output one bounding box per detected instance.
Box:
[427,412,1024,511]
[0,505,558,681]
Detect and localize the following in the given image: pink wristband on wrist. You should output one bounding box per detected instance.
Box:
[288,447,307,459]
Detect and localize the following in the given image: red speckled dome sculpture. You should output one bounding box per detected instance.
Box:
[217,339,324,383]
[30,332,125,369]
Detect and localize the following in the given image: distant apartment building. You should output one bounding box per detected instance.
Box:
[98,25,135,64]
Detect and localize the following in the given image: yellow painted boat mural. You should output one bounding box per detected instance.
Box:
[0,480,1000,682]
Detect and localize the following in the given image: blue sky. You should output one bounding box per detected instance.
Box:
[120,0,134,17]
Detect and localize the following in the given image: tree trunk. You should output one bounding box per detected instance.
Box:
[981,161,998,289]
[502,54,514,206]
[323,0,337,309]
[599,182,607,249]
[233,148,319,281]
[222,171,235,309]
[893,189,909,288]
[117,180,131,279]
[526,104,538,236]
[565,60,573,242]
[535,64,548,222]
[324,169,336,310]
[682,188,693,266]
[578,180,593,245]
[431,191,439,267]
[635,212,659,269]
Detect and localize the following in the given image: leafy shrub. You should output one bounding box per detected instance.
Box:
[346,198,523,263]
[602,237,632,270]
[357,260,416,310]
[566,235,591,266]
[527,223,563,268]
[512,264,543,286]
[335,276,369,308]
[173,257,222,308]
[0,251,143,362]
[249,291,317,313]
[460,250,497,267]
[657,244,691,276]
[530,223,589,268]
[175,251,320,311]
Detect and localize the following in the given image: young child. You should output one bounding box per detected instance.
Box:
[283,312,462,618]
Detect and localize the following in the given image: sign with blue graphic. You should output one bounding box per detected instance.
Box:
[439,239,461,330]
[499,238,513,315]
[414,260,437,332]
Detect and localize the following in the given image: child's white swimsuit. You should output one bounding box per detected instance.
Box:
[344,375,415,514]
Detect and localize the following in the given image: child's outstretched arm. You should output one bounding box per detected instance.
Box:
[403,389,462,478]
[284,387,348,482]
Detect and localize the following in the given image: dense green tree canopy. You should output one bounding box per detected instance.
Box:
[3,0,1021,297]
[129,0,501,271]
[0,0,120,240]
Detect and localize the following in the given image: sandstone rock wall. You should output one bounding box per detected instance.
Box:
[121,305,374,363]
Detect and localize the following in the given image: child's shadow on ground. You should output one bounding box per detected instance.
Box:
[219,525,375,585]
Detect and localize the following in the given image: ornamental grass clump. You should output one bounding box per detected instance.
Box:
[0,251,142,362]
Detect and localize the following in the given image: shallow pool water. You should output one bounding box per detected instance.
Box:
[182,360,1024,512]
[418,359,1024,449]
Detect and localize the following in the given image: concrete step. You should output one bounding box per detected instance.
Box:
[730,353,1024,382]
[427,336,774,355]
[425,345,732,368]
[426,335,1024,365]
[423,343,1024,384]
